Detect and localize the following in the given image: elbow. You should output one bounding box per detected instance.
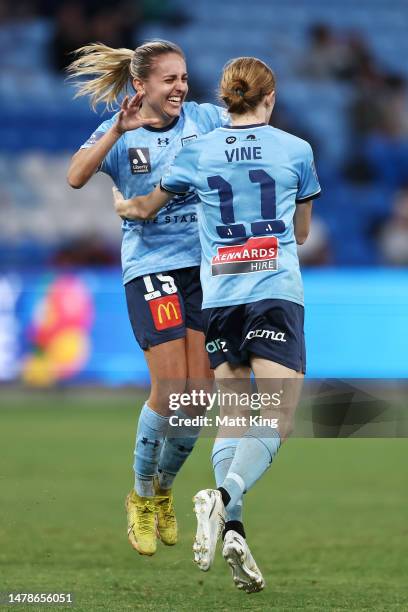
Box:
[296,233,309,245]
[67,176,84,189]
[67,169,86,189]
[67,163,91,189]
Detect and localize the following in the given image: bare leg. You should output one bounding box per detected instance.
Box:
[250,356,303,441]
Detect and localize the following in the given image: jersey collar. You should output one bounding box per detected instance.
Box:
[222,123,266,129]
[142,116,180,132]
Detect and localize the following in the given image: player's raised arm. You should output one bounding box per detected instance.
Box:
[112,185,172,220]
[67,94,160,189]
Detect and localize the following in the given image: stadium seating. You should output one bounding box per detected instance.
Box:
[0,0,407,266]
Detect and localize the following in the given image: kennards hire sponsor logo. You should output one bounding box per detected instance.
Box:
[211,236,278,276]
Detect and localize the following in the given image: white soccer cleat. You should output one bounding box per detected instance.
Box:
[192,489,225,571]
[222,530,265,593]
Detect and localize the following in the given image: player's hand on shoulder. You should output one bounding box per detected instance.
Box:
[114,93,161,134]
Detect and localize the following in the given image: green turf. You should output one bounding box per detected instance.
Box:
[1,391,407,611]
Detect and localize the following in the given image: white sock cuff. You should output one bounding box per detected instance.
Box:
[142,403,169,432]
[226,471,246,494]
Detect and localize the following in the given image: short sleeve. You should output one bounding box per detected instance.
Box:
[80,114,119,176]
[185,101,229,131]
[295,142,321,203]
[160,142,199,195]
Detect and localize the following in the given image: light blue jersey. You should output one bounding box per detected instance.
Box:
[161,123,321,308]
[81,102,227,283]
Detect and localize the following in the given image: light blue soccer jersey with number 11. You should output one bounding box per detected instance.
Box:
[161,123,321,309]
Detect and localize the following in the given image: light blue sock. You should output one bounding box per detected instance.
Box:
[157,408,201,490]
[134,403,169,497]
[222,426,281,510]
[212,438,242,522]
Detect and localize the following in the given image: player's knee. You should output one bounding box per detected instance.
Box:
[244,426,281,465]
[148,381,187,414]
[280,420,295,441]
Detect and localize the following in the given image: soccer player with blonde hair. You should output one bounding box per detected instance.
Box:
[67,40,228,556]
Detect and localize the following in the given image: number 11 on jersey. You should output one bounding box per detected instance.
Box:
[208,169,286,239]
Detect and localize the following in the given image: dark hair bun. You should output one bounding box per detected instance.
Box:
[230,78,249,98]
[219,57,276,115]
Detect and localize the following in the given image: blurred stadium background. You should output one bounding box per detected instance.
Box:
[1,3,408,610]
[1,0,408,385]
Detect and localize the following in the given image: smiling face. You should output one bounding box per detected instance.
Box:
[133,53,188,127]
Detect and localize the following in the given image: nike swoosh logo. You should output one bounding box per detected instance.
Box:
[208,497,217,519]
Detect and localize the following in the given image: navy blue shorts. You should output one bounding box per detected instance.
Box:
[125,266,203,350]
[202,299,306,373]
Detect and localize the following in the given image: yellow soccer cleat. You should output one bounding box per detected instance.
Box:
[125,490,158,556]
[154,478,178,546]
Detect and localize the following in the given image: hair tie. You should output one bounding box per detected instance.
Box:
[234,88,244,97]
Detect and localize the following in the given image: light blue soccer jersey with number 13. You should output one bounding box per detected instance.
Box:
[161,123,321,309]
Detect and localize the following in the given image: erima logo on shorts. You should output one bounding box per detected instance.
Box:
[246,329,286,342]
[206,338,228,353]
[128,148,151,174]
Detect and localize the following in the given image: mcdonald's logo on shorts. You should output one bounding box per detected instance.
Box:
[149,294,183,331]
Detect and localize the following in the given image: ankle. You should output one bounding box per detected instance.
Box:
[223,520,246,540]
[218,486,231,508]
[135,476,155,497]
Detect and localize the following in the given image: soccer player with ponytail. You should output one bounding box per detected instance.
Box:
[67,41,227,557]
[112,56,321,592]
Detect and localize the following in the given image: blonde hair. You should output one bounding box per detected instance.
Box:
[67,40,185,111]
[219,57,276,114]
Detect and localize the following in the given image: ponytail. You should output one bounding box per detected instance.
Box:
[67,43,133,111]
[67,40,185,112]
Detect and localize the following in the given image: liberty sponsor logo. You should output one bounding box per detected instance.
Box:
[246,329,286,342]
[149,294,183,330]
[246,134,256,140]
[128,147,151,174]
[181,134,197,146]
[226,136,236,144]
[211,236,278,276]
[206,338,228,353]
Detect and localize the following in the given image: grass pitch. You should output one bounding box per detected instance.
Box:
[1,390,407,611]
